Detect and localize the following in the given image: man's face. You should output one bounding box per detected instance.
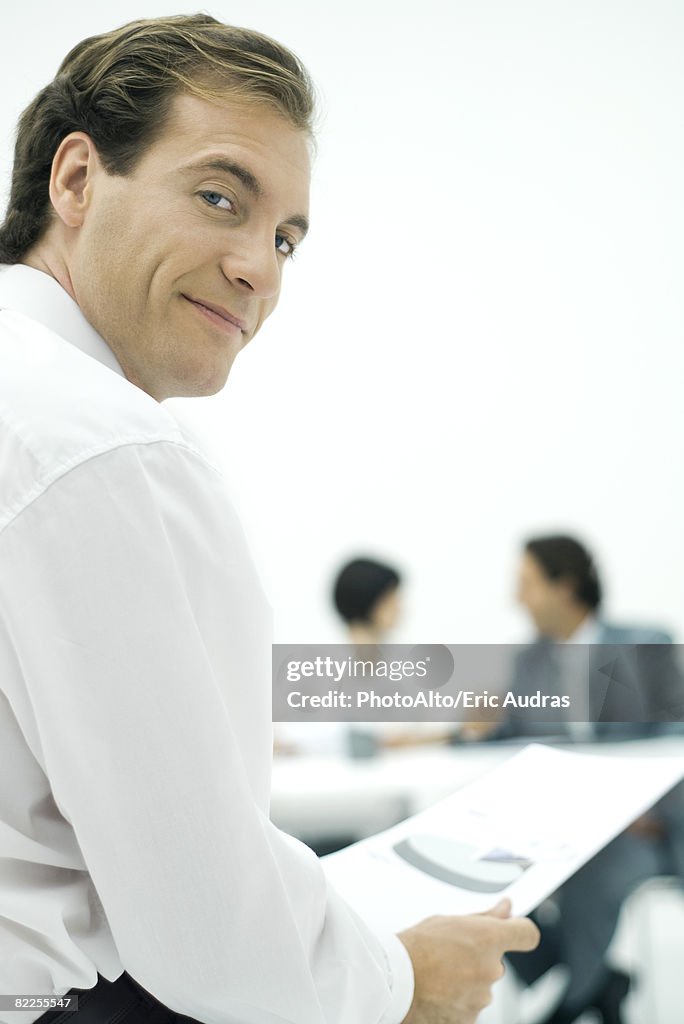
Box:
[515,551,570,636]
[71,93,311,400]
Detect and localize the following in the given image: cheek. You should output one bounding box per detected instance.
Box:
[253,295,280,335]
[79,212,144,303]
[265,289,281,315]
[91,194,188,279]
[520,587,541,611]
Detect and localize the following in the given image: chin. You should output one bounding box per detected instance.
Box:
[173,378,229,399]
[174,357,235,399]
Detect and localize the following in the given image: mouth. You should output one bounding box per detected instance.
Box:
[182,295,247,336]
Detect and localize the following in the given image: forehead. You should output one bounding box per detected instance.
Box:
[144,92,311,207]
[519,552,546,582]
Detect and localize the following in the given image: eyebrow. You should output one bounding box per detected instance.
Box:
[283,213,310,239]
[185,157,263,195]
[183,157,309,239]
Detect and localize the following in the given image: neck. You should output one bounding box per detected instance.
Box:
[22,247,77,303]
[348,622,382,647]
[552,607,592,641]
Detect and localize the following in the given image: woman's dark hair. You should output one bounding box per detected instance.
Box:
[333,558,401,624]
[525,534,602,610]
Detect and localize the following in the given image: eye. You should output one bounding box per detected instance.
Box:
[275,233,297,258]
[200,190,235,212]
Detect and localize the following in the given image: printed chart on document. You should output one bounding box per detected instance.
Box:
[323,744,684,933]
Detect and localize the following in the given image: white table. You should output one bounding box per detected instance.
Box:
[270,735,684,842]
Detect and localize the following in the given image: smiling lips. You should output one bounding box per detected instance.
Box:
[184,295,247,335]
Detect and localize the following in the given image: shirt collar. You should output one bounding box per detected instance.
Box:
[0,263,125,378]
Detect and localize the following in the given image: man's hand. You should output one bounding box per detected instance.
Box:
[397,899,540,1024]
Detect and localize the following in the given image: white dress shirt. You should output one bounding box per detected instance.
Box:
[0,265,413,1024]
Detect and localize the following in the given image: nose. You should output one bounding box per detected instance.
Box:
[219,231,281,300]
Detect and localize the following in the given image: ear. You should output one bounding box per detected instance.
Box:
[48,132,100,229]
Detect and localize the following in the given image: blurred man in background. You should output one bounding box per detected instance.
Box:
[495,534,684,1024]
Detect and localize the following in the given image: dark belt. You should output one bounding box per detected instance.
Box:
[35,972,203,1024]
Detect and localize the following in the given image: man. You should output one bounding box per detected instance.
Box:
[0,15,538,1024]
[498,535,684,1024]
[498,534,684,736]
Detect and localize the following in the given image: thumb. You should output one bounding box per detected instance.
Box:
[481,898,512,919]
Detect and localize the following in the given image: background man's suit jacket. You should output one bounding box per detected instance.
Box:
[495,622,684,740]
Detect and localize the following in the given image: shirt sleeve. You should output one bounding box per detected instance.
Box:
[0,440,414,1024]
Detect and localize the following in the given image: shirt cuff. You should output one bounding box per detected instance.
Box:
[376,931,415,1024]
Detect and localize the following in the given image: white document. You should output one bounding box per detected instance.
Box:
[322,743,684,933]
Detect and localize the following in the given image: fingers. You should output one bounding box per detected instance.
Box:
[481,897,512,919]
[479,898,540,952]
[498,915,541,953]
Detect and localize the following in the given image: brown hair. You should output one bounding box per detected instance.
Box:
[0,13,316,263]
[525,534,602,610]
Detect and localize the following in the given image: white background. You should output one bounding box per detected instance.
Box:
[2,0,683,643]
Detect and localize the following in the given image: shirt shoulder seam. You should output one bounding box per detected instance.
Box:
[0,436,222,538]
